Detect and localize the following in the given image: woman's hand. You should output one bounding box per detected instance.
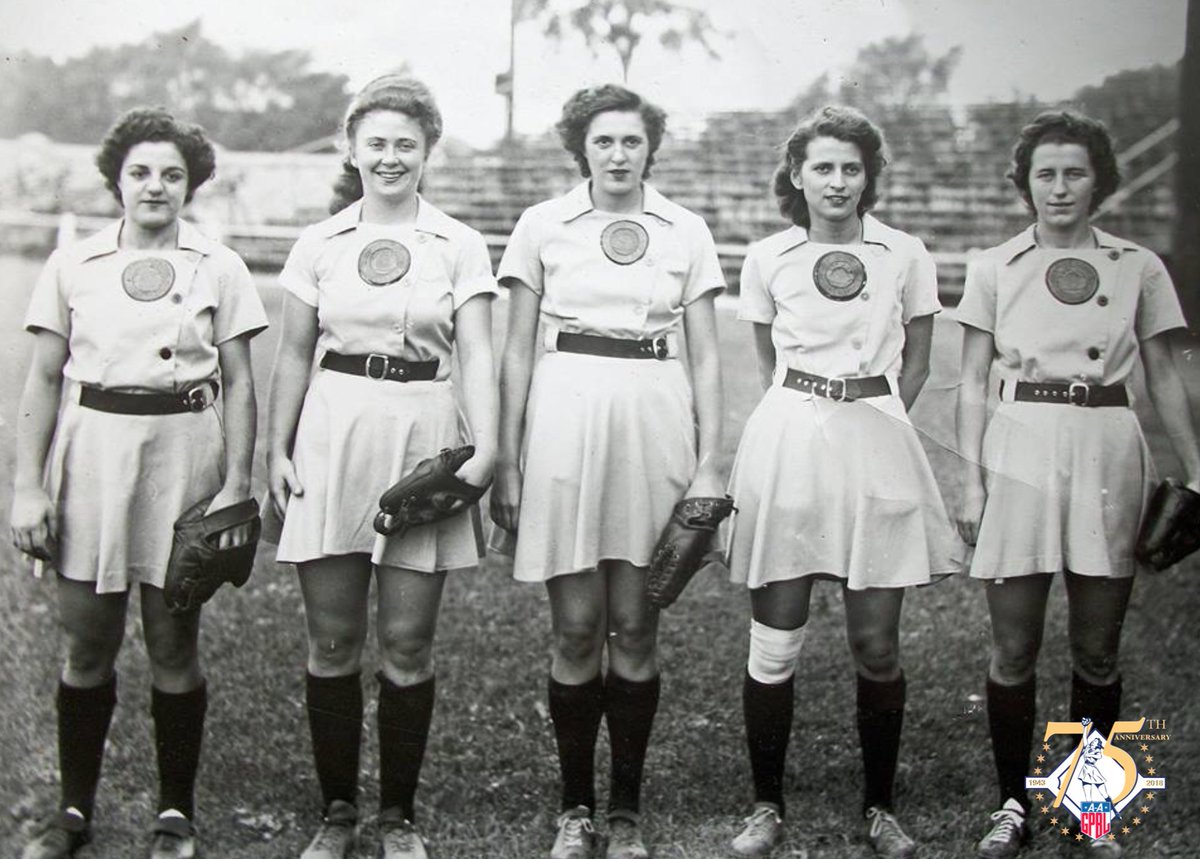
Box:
[204,482,255,549]
[685,462,725,500]
[455,448,495,491]
[489,462,523,533]
[268,452,304,523]
[11,484,57,562]
[956,475,987,546]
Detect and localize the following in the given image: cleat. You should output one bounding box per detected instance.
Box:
[21,810,91,859]
[147,813,197,859]
[301,800,359,859]
[551,806,596,859]
[865,807,916,859]
[976,798,1030,859]
[606,813,649,859]
[378,807,429,859]
[731,804,783,857]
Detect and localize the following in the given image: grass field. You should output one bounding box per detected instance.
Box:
[0,253,1197,858]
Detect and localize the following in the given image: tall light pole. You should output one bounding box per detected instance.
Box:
[497,0,518,143]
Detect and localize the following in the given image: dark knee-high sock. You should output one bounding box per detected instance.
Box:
[306,671,363,809]
[1070,672,1122,741]
[548,675,605,813]
[377,673,436,822]
[58,676,118,820]
[151,683,207,819]
[987,675,1036,812]
[606,673,661,816]
[857,673,907,813]
[743,672,794,815]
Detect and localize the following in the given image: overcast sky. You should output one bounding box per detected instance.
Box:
[0,0,1186,147]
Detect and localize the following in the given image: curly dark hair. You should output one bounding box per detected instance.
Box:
[772,105,888,228]
[95,107,216,205]
[330,74,443,214]
[555,84,667,179]
[1007,111,1120,214]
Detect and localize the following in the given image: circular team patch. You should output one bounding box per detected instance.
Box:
[600,220,649,265]
[1045,258,1100,305]
[812,251,867,301]
[121,257,175,302]
[358,239,411,286]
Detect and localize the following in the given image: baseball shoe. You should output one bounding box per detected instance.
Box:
[865,807,916,859]
[301,800,358,859]
[606,812,649,859]
[976,798,1030,859]
[730,804,783,857]
[21,810,91,859]
[148,812,197,859]
[551,806,596,859]
[378,807,428,859]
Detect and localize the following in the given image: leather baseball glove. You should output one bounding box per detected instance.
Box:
[1136,477,1200,571]
[645,495,735,609]
[164,496,261,615]
[374,445,486,537]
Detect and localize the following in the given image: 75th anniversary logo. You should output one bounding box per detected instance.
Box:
[1026,717,1169,846]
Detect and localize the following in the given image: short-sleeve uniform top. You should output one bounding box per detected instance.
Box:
[726,215,960,589]
[956,226,1186,578]
[24,219,268,592]
[498,182,725,581]
[275,197,498,572]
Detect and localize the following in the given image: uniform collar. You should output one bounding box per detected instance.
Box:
[774,213,893,256]
[78,218,219,262]
[557,181,677,224]
[316,195,455,240]
[1001,224,1140,264]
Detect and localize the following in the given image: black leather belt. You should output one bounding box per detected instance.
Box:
[1007,380,1128,407]
[782,368,890,401]
[79,381,218,415]
[556,332,671,360]
[321,351,439,382]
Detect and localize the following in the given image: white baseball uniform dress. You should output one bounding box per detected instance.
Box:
[726,215,960,590]
[275,197,497,572]
[498,182,726,582]
[956,226,1187,579]
[23,219,268,593]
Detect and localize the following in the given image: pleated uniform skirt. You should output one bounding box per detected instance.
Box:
[276,369,480,572]
[726,386,960,590]
[969,401,1154,579]
[511,351,697,581]
[45,383,224,593]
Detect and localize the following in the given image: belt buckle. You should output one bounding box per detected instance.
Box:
[652,337,669,359]
[183,383,211,412]
[1068,382,1090,406]
[365,353,390,381]
[826,377,848,402]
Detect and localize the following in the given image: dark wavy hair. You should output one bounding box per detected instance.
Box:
[95,107,216,205]
[330,75,443,214]
[555,84,667,179]
[1007,111,1120,214]
[772,105,888,228]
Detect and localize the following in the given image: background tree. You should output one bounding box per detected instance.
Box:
[519,0,721,82]
[0,21,349,151]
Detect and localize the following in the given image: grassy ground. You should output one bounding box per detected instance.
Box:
[0,253,1197,858]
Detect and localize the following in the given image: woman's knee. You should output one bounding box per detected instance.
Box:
[989,636,1041,684]
[553,616,604,666]
[1071,641,1120,685]
[847,628,900,679]
[607,613,657,663]
[63,630,122,682]
[378,621,435,677]
[306,623,367,674]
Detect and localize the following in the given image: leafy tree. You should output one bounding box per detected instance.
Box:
[833,34,962,113]
[0,21,349,151]
[519,0,720,82]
